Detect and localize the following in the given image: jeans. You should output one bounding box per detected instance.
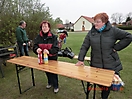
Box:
[17,42,29,56]
[64,38,66,44]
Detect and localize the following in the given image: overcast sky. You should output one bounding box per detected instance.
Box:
[41,0,132,23]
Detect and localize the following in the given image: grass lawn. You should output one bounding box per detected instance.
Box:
[0,30,132,99]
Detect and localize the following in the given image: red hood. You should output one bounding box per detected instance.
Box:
[39,31,52,37]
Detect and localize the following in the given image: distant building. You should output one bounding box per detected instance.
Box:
[64,22,74,31]
[73,16,94,32]
[56,22,74,31]
[126,20,132,25]
[56,24,65,29]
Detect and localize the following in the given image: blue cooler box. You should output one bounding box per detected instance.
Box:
[111,83,122,91]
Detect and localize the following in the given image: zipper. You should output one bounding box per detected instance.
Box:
[100,33,104,68]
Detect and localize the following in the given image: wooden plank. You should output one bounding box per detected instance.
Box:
[7,56,114,86]
[74,55,90,61]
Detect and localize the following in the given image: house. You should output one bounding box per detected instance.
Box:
[73,16,94,31]
[56,24,65,29]
[126,20,132,25]
[64,22,74,31]
[56,22,74,31]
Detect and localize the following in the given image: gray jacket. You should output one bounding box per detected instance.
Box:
[78,21,132,73]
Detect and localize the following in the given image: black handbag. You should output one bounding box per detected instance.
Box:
[58,47,75,59]
[58,50,64,57]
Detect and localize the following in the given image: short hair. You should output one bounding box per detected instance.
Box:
[93,13,109,23]
[19,20,25,25]
[40,20,51,30]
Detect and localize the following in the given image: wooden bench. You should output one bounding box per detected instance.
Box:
[7,56,114,99]
[73,55,90,62]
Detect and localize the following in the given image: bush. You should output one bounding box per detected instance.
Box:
[117,25,132,30]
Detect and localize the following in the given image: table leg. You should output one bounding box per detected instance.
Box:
[15,64,35,94]
[31,68,35,86]
[0,59,5,78]
[86,82,91,99]
[15,64,22,94]
[0,64,4,78]
[85,82,97,99]
[81,81,93,99]
[93,84,96,99]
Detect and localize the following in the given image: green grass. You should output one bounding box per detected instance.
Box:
[0,30,132,99]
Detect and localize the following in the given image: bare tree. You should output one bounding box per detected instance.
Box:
[125,12,132,22]
[126,12,132,18]
[111,13,124,24]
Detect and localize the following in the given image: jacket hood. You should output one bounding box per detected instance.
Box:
[39,31,52,37]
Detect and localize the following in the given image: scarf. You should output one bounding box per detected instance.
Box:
[98,24,106,32]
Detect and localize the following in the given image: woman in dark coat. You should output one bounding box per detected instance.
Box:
[76,12,132,99]
[33,21,59,93]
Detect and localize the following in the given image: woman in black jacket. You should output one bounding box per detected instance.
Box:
[33,21,59,93]
[76,13,132,99]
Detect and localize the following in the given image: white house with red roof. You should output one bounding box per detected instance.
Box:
[73,16,94,31]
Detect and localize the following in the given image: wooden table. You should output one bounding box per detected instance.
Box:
[7,56,114,99]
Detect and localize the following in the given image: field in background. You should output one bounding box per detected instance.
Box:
[0,30,132,99]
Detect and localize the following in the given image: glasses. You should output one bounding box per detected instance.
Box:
[94,20,102,24]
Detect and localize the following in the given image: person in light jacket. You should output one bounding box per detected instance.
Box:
[76,12,132,99]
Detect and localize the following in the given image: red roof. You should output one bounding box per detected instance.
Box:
[82,16,94,23]
[56,24,65,29]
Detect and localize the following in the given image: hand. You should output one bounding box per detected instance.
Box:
[37,48,42,53]
[75,61,84,66]
[43,49,49,54]
[113,49,116,52]
[23,43,26,45]
[28,41,31,46]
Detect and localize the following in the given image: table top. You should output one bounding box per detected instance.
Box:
[7,56,114,87]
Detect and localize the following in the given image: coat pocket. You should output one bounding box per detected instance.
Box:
[111,51,119,61]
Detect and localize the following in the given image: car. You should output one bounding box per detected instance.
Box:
[57,29,64,33]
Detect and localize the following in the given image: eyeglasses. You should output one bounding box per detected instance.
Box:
[94,20,102,24]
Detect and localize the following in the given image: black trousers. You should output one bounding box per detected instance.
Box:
[45,72,59,89]
[98,85,111,99]
[98,72,120,99]
[94,70,120,99]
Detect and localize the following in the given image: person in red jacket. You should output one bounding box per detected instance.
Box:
[58,30,68,49]
[33,21,59,93]
[59,33,66,41]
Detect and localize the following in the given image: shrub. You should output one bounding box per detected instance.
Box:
[117,25,132,30]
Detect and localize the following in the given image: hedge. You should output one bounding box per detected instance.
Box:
[117,25,132,30]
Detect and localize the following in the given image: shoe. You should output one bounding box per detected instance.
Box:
[46,84,52,89]
[54,88,59,93]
